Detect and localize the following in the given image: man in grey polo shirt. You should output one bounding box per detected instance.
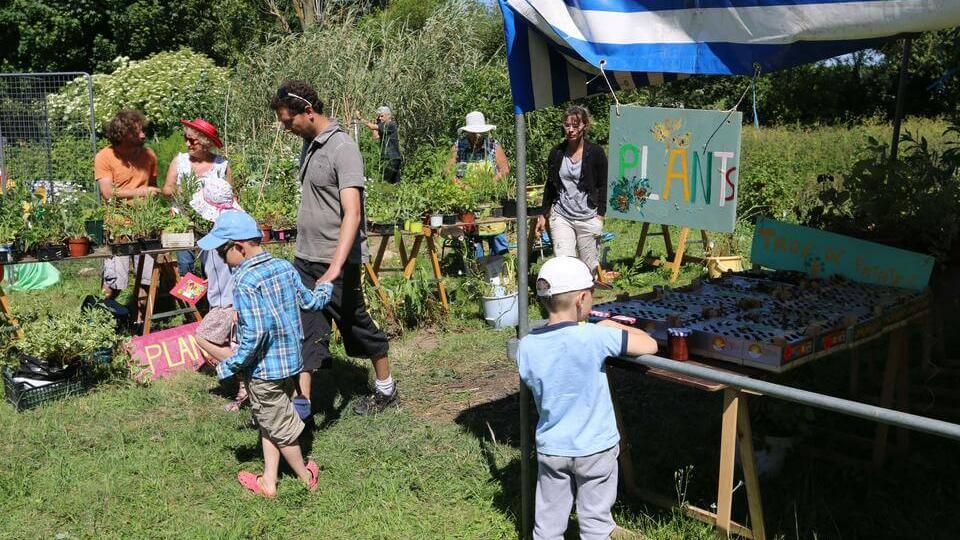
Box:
[271,80,397,416]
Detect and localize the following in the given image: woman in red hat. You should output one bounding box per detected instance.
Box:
[162,118,246,411]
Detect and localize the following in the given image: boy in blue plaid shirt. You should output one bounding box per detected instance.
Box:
[199,211,334,498]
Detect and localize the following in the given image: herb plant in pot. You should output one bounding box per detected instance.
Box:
[62,205,91,257]
[19,203,67,261]
[161,213,195,248]
[0,195,24,263]
[6,307,122,384]
[105,200,140,255]
[132,196,173,251]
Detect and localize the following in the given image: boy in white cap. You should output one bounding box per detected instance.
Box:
[198,210,334,498]
[517,256,657,539]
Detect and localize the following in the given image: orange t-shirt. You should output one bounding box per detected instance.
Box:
[94,146,158,191]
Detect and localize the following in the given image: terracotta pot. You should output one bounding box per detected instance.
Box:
[66,237,90,257]
[260,225,272,243]
[459,211,476,233]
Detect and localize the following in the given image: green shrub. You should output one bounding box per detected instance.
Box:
[49,49,229,137]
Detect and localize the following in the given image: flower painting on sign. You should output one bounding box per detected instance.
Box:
[607,106,742,233]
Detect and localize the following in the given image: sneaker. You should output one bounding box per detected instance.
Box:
[353,387,400,416]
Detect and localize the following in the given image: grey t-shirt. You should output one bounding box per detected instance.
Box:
[554,155,596,221]
[295,121,369,264]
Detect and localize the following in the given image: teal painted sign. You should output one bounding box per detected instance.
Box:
[607,105,742,233]
[751,218,934,290]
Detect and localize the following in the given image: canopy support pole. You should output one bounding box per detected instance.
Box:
[890,37,913,166]
[515,111,534,539]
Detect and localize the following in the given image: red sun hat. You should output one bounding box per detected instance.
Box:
[180,118,223,148]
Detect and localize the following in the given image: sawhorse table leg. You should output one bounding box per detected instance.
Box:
[424,229,449,313]
[873,327,909,466]
[716,389,767,539]
[0,279,24,338]
[364,235,392,307]
[139,253,202,336]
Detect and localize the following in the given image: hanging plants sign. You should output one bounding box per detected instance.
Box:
[606,105,742,233]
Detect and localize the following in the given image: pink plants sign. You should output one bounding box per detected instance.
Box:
[129,322,209,381]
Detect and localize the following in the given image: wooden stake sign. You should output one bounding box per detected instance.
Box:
[129,322,209,381]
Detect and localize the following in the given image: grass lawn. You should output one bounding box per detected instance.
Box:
[2,117,960,538]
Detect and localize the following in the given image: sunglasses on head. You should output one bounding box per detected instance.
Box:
[277,88,313,109]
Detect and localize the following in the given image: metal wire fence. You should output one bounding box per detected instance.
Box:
[0,72,97,202]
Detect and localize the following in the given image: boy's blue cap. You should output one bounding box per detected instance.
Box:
[197,211,262,250]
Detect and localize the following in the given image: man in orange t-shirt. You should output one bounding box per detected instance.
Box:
[95,110,161,319]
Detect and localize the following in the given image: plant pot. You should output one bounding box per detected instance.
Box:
[260,225,272,243]
[501,199,517,217]
[35,244,66,261]
[482,291,519,329]
[429,214,444,228]
[369,223,395,235]
[490,206,503,218]
[109,241,141,256]
[408,221,423,234]
[706,256,744,278]
[161,231,195,249]
[84,220,104,245]
[442,214,457,225]
[140,238,162,251]
[66,237,90,257]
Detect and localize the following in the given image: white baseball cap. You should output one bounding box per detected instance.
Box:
[536,256,597,297]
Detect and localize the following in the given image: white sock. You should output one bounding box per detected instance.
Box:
[375,376,395,396]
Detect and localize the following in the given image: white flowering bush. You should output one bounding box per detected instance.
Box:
[48,48,229,135]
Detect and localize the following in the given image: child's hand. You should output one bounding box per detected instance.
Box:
[315,282,334,309]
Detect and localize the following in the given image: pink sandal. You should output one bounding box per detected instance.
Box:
[306,460,319,491]
[237,471,276,499]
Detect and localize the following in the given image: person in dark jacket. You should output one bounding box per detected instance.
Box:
[535,105,610,277]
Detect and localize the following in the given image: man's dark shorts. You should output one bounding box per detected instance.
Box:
[294,258,389,371]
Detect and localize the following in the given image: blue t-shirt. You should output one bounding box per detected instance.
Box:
[517,321,627,457]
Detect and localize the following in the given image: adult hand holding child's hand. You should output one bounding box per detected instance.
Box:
[316,282,334,309]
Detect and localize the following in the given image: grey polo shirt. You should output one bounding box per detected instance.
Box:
[295,121,369,264]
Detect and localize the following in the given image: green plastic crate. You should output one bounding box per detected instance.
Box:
[3,367,92,412]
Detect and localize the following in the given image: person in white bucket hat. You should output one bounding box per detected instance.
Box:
[445,111,511,258]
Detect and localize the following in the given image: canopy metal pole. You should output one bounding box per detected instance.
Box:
[514,111,534,539]
[889,37,913,165]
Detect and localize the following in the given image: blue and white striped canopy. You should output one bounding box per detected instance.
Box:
[499,0,960,113]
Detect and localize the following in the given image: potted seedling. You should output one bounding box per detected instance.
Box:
[132,196,172,251]
[161,213,195,248]
[19,202,67,261]
[704,234,744,279]
[62,204,91,258]
[0,194,24,263]
[105,199,141,256]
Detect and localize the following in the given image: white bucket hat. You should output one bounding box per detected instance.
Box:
[460,111,496,133]
[190,178,243,222]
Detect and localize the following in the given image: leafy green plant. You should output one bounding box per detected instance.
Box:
[130,195,174,239]
[9,307,122,365]
[19,202,66,252]
[163,213,192,234]
[104,199,138,242]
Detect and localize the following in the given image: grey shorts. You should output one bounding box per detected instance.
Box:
[535,444,620,540]
[245,376,304,447]
[102,255,154,291]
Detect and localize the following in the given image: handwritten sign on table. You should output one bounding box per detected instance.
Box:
[606,105,742,233]
[129,322,209,381]
[751,218,934,290]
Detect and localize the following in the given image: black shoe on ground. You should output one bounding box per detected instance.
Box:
[353,387,400,416]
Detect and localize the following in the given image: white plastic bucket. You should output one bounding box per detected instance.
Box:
[429,214,444,227]
[482,291,519,329]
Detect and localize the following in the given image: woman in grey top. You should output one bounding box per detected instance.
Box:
[536,105,610,276]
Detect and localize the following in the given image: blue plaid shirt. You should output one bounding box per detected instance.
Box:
[216,251,328,381]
